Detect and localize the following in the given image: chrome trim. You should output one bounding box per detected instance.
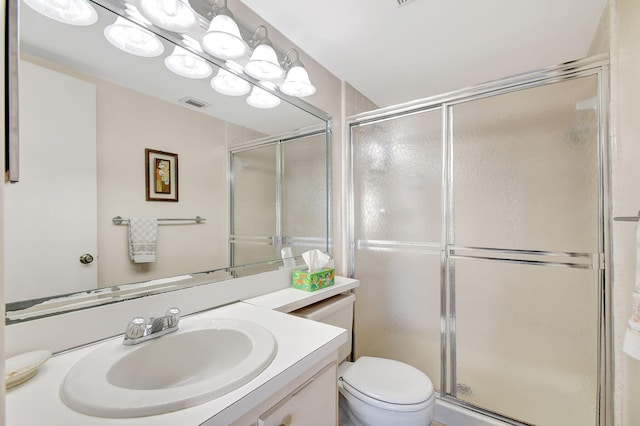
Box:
[446,103,457,397]
[6,0,19,182]
[112,216,206,225]
[229,149,236,266]
[326,121,333,255]
[347,54,608,125]
[283,236,328,249]
[440,105,454,394]
[348,124,356,277]
[449,246,591,258]
[448,246,595,269]
[448,256,457,396]
[229,235,275,245]
[229,139,278,154]
[275,140,283,255]
[355,239,440,254]
[598,65,613,426]
[228,127,326,154]
[348,105,443,131]
[449,254,593,269]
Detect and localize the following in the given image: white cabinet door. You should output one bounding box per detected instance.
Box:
[258,363,337,426]
[4,61,97,303]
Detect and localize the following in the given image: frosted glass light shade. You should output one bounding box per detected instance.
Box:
[23,0,98,25]
[246,86,280,109]
[201,14,246,59]
[280,65,316,97]
[165,46,213,79]
[245,44,284,80]
[210,69,250,96]
[104,17,165,57]
[138,0,198,32]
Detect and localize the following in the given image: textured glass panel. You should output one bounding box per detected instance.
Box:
[353,109,443,243]
[354,250,441,391]
[452,76,599,252]
[232,145,277,237]
[282,133,327,248]
[454,259,598,425]
[231,243,279,271]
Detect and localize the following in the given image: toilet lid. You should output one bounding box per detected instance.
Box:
[341,356,434,405]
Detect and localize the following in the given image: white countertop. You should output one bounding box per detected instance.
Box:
[243,276,359,313]
[6,301,347,426]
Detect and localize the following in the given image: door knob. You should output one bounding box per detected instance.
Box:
[79,253,94,264]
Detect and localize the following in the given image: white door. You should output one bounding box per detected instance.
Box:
[4,61,97,303]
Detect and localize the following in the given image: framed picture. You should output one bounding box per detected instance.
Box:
[145,149,178,202]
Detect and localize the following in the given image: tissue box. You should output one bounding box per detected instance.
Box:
[292,268,335,292]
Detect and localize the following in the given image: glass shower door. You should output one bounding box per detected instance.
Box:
[230,144,278,269]
[281,133,329,256]
[449,75,601,425]
[231,132,330,274]
[351,108,443,390]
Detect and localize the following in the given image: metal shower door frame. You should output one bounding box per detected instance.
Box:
[347,55,611,426]
[229,125,332,269]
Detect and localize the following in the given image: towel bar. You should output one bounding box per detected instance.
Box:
[112,216,206,225]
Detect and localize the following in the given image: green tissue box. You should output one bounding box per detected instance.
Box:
[292,268,336,292]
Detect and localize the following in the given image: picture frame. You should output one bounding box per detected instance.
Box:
[145,149,178,202]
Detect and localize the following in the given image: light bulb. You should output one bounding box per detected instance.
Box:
[165,46,213,79]
[23,0,98,25]
[104,17,165,57]
[246,86,280,109]
[245,44,283,80]
[280,65,316,97]
[210,69,250,96]
[138,0,198,33]
[201,14,247,60]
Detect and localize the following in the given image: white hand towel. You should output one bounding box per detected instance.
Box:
[128,217,158,264]
[623,224,640,360]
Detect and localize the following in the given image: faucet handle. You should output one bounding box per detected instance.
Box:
[165,307,180,328]
[125,317,146,339]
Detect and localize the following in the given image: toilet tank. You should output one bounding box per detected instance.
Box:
[291,293,355,362]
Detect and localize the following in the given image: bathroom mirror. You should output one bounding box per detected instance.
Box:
[4,0,331,322]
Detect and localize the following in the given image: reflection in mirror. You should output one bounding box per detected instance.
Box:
[5,0,330,322]
[231,132,329,275]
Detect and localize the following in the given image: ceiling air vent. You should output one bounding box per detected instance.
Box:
[397,0,417,6]
[178,96,210,109]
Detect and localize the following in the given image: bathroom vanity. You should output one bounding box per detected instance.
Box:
[6,277,359,425]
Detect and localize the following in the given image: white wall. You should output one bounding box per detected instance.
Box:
[612,1,640,424]
[95,77,228,287]
[15,55,229,289]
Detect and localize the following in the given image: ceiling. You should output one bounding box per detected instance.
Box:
[240,0,608,108]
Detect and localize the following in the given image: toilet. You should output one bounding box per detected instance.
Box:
[292,293,435,426]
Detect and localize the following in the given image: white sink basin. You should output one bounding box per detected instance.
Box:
[60,318,277,418]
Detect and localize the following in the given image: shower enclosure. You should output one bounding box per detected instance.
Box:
[230,130,330,275]
[348,56,609,426]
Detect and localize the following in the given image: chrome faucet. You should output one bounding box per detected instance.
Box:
[123,307,180,346]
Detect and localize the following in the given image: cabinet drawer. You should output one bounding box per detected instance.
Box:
[258,363,337,426]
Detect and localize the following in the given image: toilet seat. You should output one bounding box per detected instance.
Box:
[340,380,434,412]
[339,356,434,411]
